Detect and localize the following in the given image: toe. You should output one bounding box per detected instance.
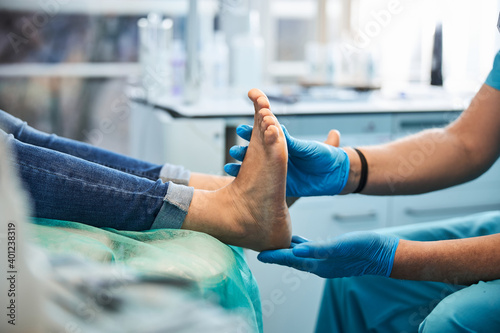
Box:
[248,88,262,100]
[262,115,277,131]
[258,108,273,117]
[248,89,270,111]
[264,125,279,145]
[257,96,270,109]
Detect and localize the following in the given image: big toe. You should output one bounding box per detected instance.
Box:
[249,88,270,110]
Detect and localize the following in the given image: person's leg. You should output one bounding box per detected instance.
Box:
[316,276,463,333]
[0,110,189,184]
[1,128,175,231]
[419,279,500,333]
[315,211,500,333]
[2,89,291,250]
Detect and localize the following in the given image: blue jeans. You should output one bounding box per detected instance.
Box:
[0,110,193,231]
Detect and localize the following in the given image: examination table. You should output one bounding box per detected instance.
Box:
[26,217,263,332]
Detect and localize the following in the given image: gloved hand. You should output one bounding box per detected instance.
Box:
[224,125,350,197]
[257,232,399,278]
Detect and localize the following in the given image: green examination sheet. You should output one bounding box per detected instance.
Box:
[28,218,263,332]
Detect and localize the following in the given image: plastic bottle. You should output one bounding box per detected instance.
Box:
[231,11,264,94]
[171,39,186,99]
[212,31,230,96]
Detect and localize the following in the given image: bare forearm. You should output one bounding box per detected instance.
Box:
[391,234,500,285]
[342,129,474,195]
[342,84,500,195]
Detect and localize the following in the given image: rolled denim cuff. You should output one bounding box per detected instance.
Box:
[150,182,194,229]
[159,163,191,186]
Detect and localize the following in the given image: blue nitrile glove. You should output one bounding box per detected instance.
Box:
[224,125,350,197]
[257,232,399,279]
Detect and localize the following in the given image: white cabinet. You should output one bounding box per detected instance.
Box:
[290,195,390,239]
[390,183,500,226]
[130,103,226,174]
[245,250,325,333]
[130,104,500,333]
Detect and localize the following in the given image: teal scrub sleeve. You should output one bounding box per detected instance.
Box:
[485,51,500,90]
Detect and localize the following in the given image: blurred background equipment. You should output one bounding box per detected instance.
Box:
[1,0,498,155]
[2,1,500,332]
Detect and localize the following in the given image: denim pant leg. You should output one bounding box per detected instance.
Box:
[0,110,190,184]
[1,130,193,231]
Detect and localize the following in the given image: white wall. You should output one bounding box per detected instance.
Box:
[351,0,499,89]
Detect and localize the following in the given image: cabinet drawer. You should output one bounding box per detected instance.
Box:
[391,187,500,226]
[281,114,392,138]
[290,195,390,240]
[392,112,461,136]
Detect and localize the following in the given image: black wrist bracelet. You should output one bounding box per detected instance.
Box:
[353,148,368,194]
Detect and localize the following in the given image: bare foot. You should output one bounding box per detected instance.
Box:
[182,89,292,251]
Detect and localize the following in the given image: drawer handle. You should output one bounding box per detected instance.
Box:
[399,120,453,130]
[405,204,500,218]
[332,211,377,222]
